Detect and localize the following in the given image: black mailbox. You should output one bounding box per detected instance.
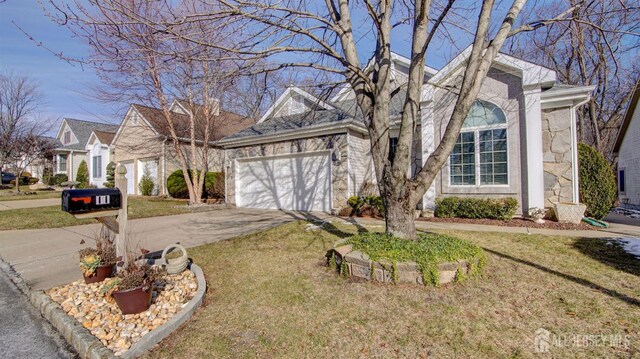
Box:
[62,188,122,214]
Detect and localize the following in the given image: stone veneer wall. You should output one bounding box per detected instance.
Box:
[225,134,349,209]
[542,107,575,207]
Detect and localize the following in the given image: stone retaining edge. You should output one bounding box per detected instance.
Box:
[123,263,206,358]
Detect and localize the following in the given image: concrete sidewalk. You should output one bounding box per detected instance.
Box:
[0,198,60,211]
[0,208,300,290]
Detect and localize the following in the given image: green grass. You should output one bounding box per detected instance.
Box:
[145,221,640,358]
[0,197,190,230]
[343,232,486,285]
[0,190,61,201]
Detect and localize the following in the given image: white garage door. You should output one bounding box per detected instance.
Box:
[237,152,331,212]
[123,162,135,195]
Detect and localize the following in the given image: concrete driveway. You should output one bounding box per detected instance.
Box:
[0,208,309,290]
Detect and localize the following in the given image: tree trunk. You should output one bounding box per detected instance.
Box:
[384,195,417,239]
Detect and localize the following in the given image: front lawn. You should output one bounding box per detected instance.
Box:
[0,197,190,230]
[146,221,640,358]
[0,189,61,201]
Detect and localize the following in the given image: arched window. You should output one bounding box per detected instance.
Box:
[450,100,508,186]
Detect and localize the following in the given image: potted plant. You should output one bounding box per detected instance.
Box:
[78,227,116,284]
[102,254,165,315]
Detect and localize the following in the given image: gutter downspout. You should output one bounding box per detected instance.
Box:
[570,96,591,203]
[162,137,168,196]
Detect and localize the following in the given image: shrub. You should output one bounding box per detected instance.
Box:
[167,170,190,199]
[167,169,224,199]
[43,167,53,185]
[76,160,89,188]
[347,195,384,217]
[205,172,225,198]
[28,177,38,185]
[578,143,616,220]
[52,174,68,186]
[138,164,156,196]
[104,162,115,188]
[434,196,518,220]
[20,171,32,178]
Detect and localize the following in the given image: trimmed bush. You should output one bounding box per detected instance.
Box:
[205,172,225,198]
[104,162,115,188]
[76,160,89,189]
[578,143,616,220]
[138,164,156,196]
[167,170,224,199]
[347,195,384,217]
[434,196,518,220]
[20,171,32,178]
[28,177,38,185]
[52,174,68,186]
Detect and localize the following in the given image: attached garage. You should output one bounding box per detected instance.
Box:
[236,151,332,212]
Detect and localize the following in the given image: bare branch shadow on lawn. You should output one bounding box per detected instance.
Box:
[283,211,369,238]
[483,247,640,308]
[572,237,640,277]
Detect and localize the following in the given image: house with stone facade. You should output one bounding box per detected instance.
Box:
[218,49,593,215]
[612,80,640,207]
[111,100,254,195]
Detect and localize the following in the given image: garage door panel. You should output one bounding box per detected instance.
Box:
[237,153,331,212]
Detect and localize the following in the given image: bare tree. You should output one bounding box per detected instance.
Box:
[162,0,586,239]
[0,72,52,191]
[46,1,630,238]
[8,134,56,191]
[45,0,272,204]
[507,0,640,155]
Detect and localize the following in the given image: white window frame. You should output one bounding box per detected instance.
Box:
[93,155,102,178]
[449,101,510,188]
[58,154,68,173]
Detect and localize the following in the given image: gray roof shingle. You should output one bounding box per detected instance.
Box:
[56,118,119,151]
[220,89,407,143]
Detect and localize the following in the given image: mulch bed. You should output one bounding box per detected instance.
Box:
[416,217,596,230]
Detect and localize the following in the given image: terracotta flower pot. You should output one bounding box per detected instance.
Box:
[112,285,153,315]
[83,264,114,284]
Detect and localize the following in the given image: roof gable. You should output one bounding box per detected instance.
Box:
[55,118,119,151]
[258,87,335,124]
[429,46,556,88]
[613,80,640,153]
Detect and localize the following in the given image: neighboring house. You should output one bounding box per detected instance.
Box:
[218,49,594,214]
[86,130,116,187]
[612,80,640,207]
[24,136,58,182]
[111,99,254,196]
[53,118,119,182]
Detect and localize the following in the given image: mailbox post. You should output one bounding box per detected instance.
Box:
[61,164,130,266]
[115,164,128,262]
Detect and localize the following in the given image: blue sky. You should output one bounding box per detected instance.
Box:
[0,1,118,131]
[0,1,478,135]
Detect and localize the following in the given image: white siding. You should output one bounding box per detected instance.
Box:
[347,132,375,196]
[618,100,640,205]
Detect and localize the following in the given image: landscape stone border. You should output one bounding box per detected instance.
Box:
[330,240,473,286]
[7,261,206,359]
